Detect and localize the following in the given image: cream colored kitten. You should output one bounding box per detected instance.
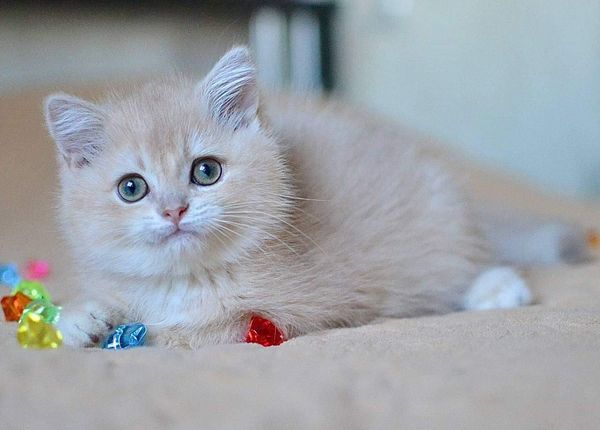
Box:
[46,47,536,348]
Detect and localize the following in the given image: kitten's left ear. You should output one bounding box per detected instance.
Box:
[198,46,259,130]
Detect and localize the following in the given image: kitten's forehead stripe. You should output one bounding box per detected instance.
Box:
[136,155,146,171]
[104,78,212,186]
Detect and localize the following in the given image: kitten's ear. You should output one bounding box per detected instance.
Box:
[44,93,106,168]
[198,46,259,129]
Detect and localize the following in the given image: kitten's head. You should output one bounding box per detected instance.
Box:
[45,47,292,278]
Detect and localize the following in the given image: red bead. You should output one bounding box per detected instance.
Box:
[1,293,32,322]
[245,316,285,347]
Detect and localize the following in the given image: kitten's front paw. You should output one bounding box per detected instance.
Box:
[58,302,121,347]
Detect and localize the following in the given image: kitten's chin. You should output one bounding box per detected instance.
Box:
[158,228,239,270]
[159,229,212,258]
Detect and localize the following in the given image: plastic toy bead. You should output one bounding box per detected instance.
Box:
[21,300,61,325]
[12,280,52,302]
[245,316,286,347]
[102,323,147,350]
[587,229,600,249]
[17,312,63,349]
[1,292,33,321]
[0,264,20,288]
[25,260,51,281]
[1,260,64,349]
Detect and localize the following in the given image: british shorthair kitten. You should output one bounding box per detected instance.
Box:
[45,46,535,348]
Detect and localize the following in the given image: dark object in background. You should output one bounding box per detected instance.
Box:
[3,0,336,92]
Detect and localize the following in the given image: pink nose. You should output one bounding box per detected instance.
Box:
[163,205,188,225]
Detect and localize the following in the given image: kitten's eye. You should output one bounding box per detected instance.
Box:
[117,175,148,203]
[191,158,222,186]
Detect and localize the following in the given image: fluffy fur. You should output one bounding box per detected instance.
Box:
[46,47,535,348]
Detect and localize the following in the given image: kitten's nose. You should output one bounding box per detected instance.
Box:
[163,205,189,225]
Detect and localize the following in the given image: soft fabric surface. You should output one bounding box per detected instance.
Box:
[1,87,600,429]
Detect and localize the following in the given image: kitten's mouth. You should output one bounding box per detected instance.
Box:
[153,222,210,245]
[170,229,187,238]
[163,227,195,242]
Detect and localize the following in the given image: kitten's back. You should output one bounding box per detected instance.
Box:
[263,95,489,319]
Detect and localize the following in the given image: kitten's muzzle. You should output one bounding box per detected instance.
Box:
[162,204,189,226]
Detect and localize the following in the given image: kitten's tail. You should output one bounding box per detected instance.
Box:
[477,206,592,266]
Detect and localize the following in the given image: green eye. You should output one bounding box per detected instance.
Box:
[117,174,148,203]
[191,158,222,186]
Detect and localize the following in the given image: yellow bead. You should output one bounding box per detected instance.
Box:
[17,312,63,349]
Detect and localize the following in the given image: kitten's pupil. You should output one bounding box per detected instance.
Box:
[125,180,137,196]
[199,163,212,178]
[124,180,136,194]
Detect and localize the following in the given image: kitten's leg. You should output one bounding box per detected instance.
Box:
[57,301,123,347]
[463,267,533,310]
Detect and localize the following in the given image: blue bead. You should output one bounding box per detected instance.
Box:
[0,264,20,288]
[102,323,147,350]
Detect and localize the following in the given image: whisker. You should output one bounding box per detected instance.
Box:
[262,191,330,202]
[222,210,325,255]
[214,221,268,255]
[205,222,260,261]
[203,220,231,250]
[222,200,321,223]
[215,217,301,257]
[216,219,282,253]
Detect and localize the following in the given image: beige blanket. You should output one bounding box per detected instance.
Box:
[1,88,599,429]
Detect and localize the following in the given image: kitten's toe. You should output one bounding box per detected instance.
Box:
[58,302,119,347]
[464,267,533,310]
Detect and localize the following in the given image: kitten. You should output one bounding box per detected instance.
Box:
[45,46,535,348]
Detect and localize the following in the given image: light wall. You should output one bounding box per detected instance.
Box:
[336,0,600,198]
[3,3,600,198]
[0,8,248,93]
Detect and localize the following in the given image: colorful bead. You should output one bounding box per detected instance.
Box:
[587,230,600,249]
[12,280,52,302]
[1,292,32,321]
[25,260,51,281]
[102,323,147,350]
[0,264,20,288]
[21,300,61,325]
[245,316,285,347]
[17,312,63,349]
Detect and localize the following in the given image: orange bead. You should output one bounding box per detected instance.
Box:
[1,292,32,322]
[587,230,600,249]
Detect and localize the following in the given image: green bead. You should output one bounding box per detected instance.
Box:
[12,280,52,302]
[21,299,61,324]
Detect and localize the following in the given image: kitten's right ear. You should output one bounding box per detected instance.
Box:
[44,93,106,168]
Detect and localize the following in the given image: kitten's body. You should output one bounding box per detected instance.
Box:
[46,48,540,348]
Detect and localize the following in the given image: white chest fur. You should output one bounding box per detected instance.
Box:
[123,267,244,330]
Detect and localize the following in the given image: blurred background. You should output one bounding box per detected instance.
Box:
[2,0,600,198]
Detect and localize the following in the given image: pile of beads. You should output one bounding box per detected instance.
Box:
[3,261,285,349]
[1,261,63,349]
